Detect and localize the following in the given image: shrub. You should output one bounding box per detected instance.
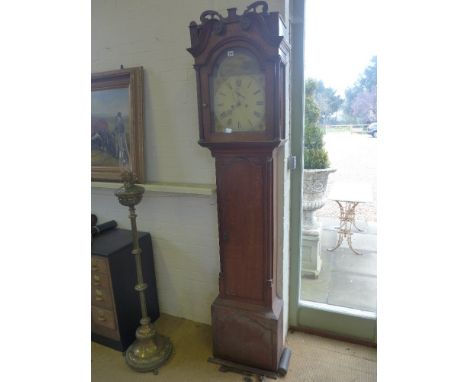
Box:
[303,110,330,169]
[304,146,329,169]
[303,79,330,169]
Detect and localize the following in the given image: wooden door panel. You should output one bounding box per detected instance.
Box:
[217,157,266,303]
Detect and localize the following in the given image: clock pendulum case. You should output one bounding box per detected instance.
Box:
[187,1,291,376]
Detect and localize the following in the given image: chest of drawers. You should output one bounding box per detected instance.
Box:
[91,228,160,351]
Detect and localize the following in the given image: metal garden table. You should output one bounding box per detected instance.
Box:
[327,183,373,255]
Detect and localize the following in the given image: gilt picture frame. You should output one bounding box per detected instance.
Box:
[91,67,144,182]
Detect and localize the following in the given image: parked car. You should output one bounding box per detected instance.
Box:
[367,122,377,138]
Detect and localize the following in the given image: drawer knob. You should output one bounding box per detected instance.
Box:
[91,264,98,271]
[93,274,101,286]
[95,289,104,301]
[97,313,106,322]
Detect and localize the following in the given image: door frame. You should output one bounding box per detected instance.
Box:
[288,0,376,344]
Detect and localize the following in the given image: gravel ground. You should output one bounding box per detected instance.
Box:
[315,132,377,222]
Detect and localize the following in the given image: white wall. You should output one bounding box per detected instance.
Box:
[93,188,220,323]
[92,0,289,327]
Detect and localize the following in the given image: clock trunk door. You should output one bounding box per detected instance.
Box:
[216,155,271,306]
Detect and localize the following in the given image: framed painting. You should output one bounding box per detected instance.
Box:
[91,67,144,182]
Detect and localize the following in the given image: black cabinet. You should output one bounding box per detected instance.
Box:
[91,228,160,351]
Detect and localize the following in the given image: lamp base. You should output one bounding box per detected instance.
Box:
[125,322,173,373]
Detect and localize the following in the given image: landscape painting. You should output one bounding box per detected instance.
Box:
[91,67,144,182]
[91,87,130,167]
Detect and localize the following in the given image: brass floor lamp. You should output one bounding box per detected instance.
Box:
[115,169,173,373]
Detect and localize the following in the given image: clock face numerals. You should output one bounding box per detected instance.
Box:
[210,48,266,133]
[214,74,265,132]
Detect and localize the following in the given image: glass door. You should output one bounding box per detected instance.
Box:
[289,0,377,343]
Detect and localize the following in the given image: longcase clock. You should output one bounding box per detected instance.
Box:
[188,1,290,376]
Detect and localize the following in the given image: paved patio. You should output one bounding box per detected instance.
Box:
[316,132,377,223]
[301,216,377,313]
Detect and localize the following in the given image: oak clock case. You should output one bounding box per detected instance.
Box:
[188,1,290,376]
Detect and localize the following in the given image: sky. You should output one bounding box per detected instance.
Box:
[304,0,377,97]
[92,88,129,117]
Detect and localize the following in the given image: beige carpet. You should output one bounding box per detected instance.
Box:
[92,314,376,381]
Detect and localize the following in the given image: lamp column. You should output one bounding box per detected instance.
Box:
[115,170,172,373]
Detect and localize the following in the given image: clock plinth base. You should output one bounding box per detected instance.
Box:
[209,356,279,379]
[208,348,292,379]
[211,297,284,372]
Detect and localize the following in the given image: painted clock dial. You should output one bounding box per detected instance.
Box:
[210,48,266,133]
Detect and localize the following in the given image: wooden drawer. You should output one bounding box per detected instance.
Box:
[91,270,111,290]
[92,306,120,340]
[91,229,159,351]
[91,256,109,274]
[91,284,114,310]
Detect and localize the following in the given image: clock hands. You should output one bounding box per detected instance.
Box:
[217,77,264,131]
[228,82,242,108]
[235,91,245,99]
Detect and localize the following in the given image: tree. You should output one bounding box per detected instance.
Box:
[303,79,330,169]
[312,80,344,124]
[343,56,377,124]
[304,79,320,128]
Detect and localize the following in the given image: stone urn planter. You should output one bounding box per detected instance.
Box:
[303,168,336,229]
[302,168,336,279]
[301,82,336,277]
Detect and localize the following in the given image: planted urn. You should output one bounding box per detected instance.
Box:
[302,87,336,229]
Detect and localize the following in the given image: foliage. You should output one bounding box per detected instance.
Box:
[312,80,344,124]
[303,79,330,169]
[302,57,377,166]
[342,56,377,124]
[304,146,330,169]
[304,79,321,127]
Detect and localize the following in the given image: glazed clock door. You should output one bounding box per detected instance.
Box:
[195,42,279,144]
[210,48,266,133]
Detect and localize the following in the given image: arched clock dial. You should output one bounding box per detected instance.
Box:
[210,48,266,133]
